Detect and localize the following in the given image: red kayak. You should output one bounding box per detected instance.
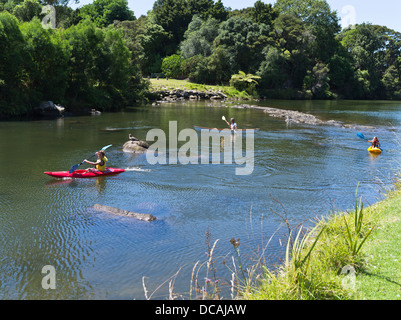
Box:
[44,168,125,179]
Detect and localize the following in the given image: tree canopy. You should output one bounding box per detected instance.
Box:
[1,0,401,118]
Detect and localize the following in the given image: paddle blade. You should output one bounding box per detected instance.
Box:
[357,132,367,140]
[101,144,112,151]
[69,164,79,174]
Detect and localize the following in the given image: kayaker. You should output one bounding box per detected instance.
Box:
[368,136,381,149]
[83,150,108,172]
[229,118,238,130]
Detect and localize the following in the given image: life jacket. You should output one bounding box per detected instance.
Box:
[96,156,108,172]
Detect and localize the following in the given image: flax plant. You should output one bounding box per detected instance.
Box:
[285,225,326,281]
[342,191,375,258]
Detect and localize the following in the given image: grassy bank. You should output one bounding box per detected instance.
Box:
[147,78,252,100]
[354,187,401,299]
[242,185,401,300]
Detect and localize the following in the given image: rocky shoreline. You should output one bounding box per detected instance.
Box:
[149,88,230,105]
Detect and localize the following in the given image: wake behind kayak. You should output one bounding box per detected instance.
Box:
[44,168,125,179]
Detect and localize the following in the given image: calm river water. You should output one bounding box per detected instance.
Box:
[1,100,401,299]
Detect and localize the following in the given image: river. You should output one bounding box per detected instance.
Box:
[0,99,400,299]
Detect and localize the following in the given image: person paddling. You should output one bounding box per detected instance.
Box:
[368,136,381,149]
[229,118,238,130]
[83,150,108,172]
[223,117,238,130]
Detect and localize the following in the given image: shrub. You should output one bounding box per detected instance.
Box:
[161,54,184,79]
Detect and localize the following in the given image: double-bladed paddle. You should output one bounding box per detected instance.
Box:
[69,144,112,173]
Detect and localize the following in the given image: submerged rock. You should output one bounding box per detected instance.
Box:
[93,204,156,222]
[232,104,376,130]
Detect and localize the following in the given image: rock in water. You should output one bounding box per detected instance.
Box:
[123,136,150,154]
[93,204,156,222]
[34,101,65,118]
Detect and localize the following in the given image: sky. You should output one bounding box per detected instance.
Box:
[70,0,401,32]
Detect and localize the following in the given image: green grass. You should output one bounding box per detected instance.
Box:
[242,186,401,300]
[148,78,252,99]
[354,189,401,299]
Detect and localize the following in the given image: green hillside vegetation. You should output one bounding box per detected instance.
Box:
[1,0,401,118]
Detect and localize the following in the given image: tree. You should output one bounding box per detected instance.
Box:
[337,23,398,98]
[181,54,203,79]
[328,48,354,95]
[0,11,29,116]
[139,20,171,74]
[382,65,401,98]
[257,46,287,90]
[180,15,219,59]
[20,18,70,105]
[152,0,192,48]
[250,0,278,27]
[214,16,271,74]
[114,19,145,67]
[62,19,133,110]
[208,0,229,22]
[353,69,371,99]
[206,46,232,83]
[152,0,228,50]
[187,0,214,20]
[274,0,341,62]
[303,61,332,98]
[12,0,41,22]
[272,14,314,89]
[161,54,183,78]
[184,46,232,84]
[80,0,135,28]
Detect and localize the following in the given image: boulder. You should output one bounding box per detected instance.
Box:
[123,135,150,153]
[93,204,156,222]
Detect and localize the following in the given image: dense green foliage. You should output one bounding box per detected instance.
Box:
[79,0,135,28]
[0,0,147,118]
[1,0,401,118]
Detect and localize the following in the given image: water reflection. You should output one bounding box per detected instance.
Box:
[95,177,107,194]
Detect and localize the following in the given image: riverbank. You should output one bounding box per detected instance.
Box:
[242,182,401,300]
[147,78,252,102]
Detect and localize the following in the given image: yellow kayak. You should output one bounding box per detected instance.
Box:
[368,146,382,154]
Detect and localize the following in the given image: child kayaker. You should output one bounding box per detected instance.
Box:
[228,118,238,130]
[222,116,238,130]
[226,118,238,130]
[84,150,108,172]
[368,136,381,149]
